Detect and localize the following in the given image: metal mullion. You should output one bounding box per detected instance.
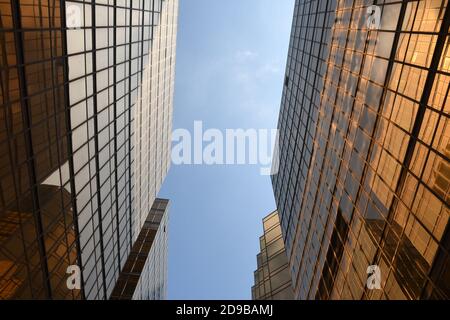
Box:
[421,219,450,298]
[127,0,133,251]
[112,0,123,280]
[90,1,108,300]
[146,0,155,218]
[155,0,165,208]
[35,0,56,170]
[139,0,146,229]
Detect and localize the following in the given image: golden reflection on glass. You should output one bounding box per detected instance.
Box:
[0,0,79,299]
[274,0,450,300]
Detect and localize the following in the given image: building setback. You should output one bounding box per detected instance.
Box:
[252,211,294,300]
[0,0,178,300]
[272,0,450,299]
[111,198,169,300]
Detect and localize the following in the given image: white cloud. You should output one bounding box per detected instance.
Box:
[235,50,258,63]
[234,61,281,87]
[257,62,281,77]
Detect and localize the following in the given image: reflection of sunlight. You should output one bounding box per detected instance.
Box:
[443,57,450,72]
[42,162,71,192]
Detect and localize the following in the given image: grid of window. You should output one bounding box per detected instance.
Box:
[132,0,176,248]
[0,0,80,299]
[252,211,294,300]
[0,0,177,300]
[273,0,450,300]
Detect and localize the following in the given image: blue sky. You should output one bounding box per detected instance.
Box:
[159,0,294,300]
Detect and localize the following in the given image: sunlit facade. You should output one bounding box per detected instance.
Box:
[272,0,450,299]
[252,211,294,300]
[0,0,177,300]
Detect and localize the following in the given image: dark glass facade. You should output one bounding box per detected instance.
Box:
[273,0,450,299]
[0,0,177,300]
[252,211,294,300]
[111,198,169,300]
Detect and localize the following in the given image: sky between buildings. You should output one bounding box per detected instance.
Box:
[159,0,295,299]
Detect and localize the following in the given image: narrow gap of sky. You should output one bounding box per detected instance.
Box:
[159,0,295,300]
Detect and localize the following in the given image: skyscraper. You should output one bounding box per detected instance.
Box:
[272,0,450,299]
[252,211,294,300]
[0,0,178,300]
